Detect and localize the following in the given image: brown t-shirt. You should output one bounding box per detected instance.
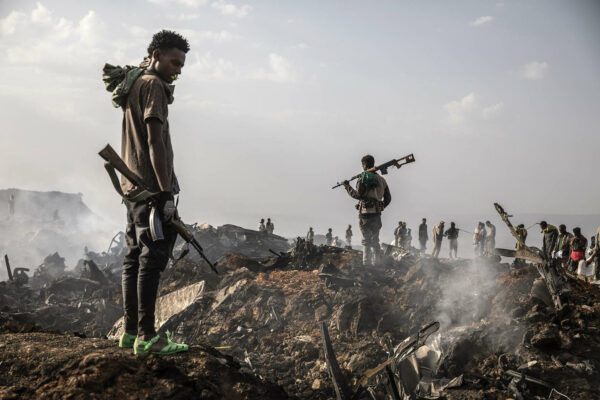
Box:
[121,71,178,195]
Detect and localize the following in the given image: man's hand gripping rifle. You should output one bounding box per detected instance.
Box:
[331,153,416,189]
[98,144,218,274]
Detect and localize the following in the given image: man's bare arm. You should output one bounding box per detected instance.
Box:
[146,118,171,192]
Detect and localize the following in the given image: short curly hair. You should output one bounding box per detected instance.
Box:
[147,30,190,56]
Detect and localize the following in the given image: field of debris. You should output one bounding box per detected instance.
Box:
[1,223,600,399]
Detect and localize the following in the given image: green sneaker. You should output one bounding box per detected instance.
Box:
[119,332,137,348]
[134,331,189,355]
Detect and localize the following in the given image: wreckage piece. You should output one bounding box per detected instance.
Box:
[504,369,552,389]
[5,254,13,281]
[494,203,568,310]
[320,322,355,400]
[83,260,109,285]
[13,268,29,285]
[548,388,571,400]
[384,365,402,400]
[494,248,543,264]
[268,249,282,258]
[359,321,440,386]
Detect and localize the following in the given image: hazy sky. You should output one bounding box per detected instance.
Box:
[1,0,599,240]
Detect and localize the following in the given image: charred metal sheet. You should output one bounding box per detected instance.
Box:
[320,322,354,400]
[495,248,544,264]
[360,321,439,386]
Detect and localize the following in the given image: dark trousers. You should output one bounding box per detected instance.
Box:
[122,199,177,338]
[359,213,382,265]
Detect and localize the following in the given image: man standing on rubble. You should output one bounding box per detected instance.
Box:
[554,224,572,268]
[307,227,314,244]
[444,222,459,259]
[568,227,587,272]
[587,226,600,281]
[342,155,392,266]
[394,221,405,247]
[7,193,15,218]
[345,224,353,249]
[325,228,333,246]
[258,218,267,234]
[266,218,274,235]
[540,221,559,260]
[431,221,444,258]
[419,218,428,251]
[116,30,189,355]
[485,221,496,255]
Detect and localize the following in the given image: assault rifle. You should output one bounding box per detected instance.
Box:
[331,154,416,189]
[98,144,218,274]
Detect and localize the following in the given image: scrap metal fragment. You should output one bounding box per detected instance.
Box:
[320,321,354,400]
[548,388,571,400]
[268,249,282,258]
[385,365,402,400]
[504,369,552,388]
[359,321,440,386]
[4,254,13,281]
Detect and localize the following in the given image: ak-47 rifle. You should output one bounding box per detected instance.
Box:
[332,154,416,189]
[98,144,218,274]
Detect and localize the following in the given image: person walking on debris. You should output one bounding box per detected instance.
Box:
[444,222,459,259]
[114,30,190,355]
[485,221,496,255]
[431,221,444,258]
[394,221,405,247]
[307,227,314,244]
[568,227,587,272]
[554,224,573,268]
[345,225,353,249]
[258,218,267,233]
[540,221,558,260]
[342,155,391,266]
[419,218,428,251]
[325,228,333,246]
[266,218,274,235]
[473,222,486,256]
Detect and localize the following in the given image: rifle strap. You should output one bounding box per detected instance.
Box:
[103,162,157,203]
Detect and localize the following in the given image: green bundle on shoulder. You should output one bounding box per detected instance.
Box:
[102,58,149,108]
[359,171,379,189]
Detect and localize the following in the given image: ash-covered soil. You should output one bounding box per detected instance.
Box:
[0,330,286,400]
[2,229,600,399]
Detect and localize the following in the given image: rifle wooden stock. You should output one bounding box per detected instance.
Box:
[98,144,152,192]
[98,143,218,274]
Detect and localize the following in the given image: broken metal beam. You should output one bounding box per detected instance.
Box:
[385,365,402,400]
[4,254,13,281]
[504,369,552,388]
[320,322,354,400]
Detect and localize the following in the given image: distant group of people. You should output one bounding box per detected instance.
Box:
[305,225,354,249]
[473,221,496,256]
[536,221,598,280]
[258,218,275,235]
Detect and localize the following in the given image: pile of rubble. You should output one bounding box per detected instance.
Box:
[1,221,600,399]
